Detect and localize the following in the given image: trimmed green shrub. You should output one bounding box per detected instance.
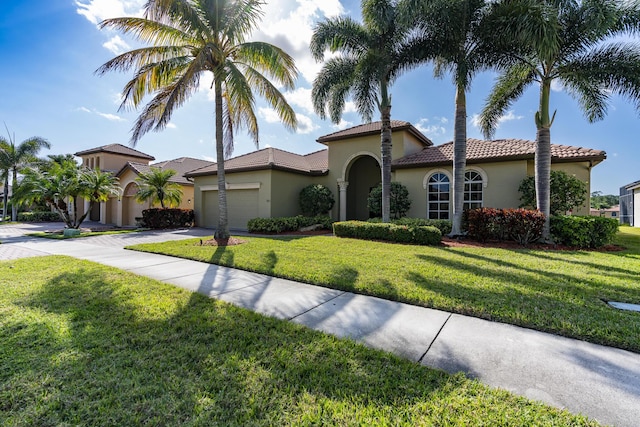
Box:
[367,182,412,219]
[392,217,453,235]
[17,211,61,222]
[550,215,619,248]
[299,184,335,216]
[141,208,194,229]
[467,208,545,245]
[333,221,441,246]
[247,215,334,233]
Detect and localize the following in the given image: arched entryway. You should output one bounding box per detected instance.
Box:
[122,182,145,226]
[346,155,380,220]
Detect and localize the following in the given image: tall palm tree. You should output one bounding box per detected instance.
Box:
[311,0,432,223]
[135,167,182,208]
[480,0,640,240]
[97,0,298,240]
[402,0,505,236]
[0,128,50,221]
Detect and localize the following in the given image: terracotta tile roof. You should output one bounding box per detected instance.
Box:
[74,143,155,160]
[185,147,329,177]
[392,138,606,168]
[317,120,433,146]
[116,157,214,185]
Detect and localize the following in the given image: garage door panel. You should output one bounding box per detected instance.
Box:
[202,189,259,230]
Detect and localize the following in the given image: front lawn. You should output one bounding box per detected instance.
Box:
[129,227,640,353]
[0,256,597,425]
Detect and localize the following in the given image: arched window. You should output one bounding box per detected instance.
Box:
[464,171,483,210]
[427,173,450,219]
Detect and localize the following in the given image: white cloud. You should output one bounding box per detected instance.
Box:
[414,118,446,137]
[332,119,354,130]
[344,101,357,114]
[166,123,177,129]
[284,87,314,114]
[254,0,346,84]
[77,106,91,113]
[470,110,523,129]
[258,107,282,124]
[76,0,144,25]
[201,155,215,162]
[103,35,130,54]
[97,112,126,122]
[295,113,320,134]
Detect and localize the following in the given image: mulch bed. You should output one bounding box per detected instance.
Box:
[440,236,624,252]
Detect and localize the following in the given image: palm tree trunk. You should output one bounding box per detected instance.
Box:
[450,84,467,237]
[380,83,392,223]
[535,78,553,241]
[2,173,8,221]
[11,168,17,221]
[214,77,230,241]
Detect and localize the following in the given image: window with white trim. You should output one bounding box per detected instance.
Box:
[427,173,450,219]
[464,171,483,210]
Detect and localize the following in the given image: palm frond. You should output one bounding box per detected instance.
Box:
[242,65,297,132]
[480,63,536,138]
[311,56,357,122]
[235,42,298,89]
[100,17,196,46]
[310,16,370,61]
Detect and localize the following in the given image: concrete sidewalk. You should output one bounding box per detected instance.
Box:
[2,225,639,426]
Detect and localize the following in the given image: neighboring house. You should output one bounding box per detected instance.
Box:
[186,121,606,230]
[620,180,640,227]
[590,205,620,220]
[74,144,213,227]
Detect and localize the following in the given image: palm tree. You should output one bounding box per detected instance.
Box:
[311,0,432,223]
[0,128,50,221]
[135,167,182,208]
[97,0,298,241]
[479,0,640,240]
[15,160,121,229]
[401,0,506,236]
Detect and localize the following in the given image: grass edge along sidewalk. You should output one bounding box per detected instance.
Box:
[128,227,640,354]
[0,256,598,426]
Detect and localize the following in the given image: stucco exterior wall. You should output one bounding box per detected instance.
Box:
[270,171,330,218]
[79,152,151,171]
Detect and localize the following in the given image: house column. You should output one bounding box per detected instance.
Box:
[83,199,90,218]
[337,179,349,221]
[100,201,107,224]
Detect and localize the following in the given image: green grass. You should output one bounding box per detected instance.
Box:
[129,227,640,353]
[28,229,142,239]
[0,256,597,426]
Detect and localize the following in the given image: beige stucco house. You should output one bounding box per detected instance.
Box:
[186,121,606,230]
[74,144,212,226]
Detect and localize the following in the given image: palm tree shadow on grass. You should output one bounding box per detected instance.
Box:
[9,265,496,425]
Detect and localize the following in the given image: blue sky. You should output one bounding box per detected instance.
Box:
[1,0,639,195]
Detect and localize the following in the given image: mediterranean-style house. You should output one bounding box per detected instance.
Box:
[620,180,640,227]
[74,144,213,226]
[185,121,606,230]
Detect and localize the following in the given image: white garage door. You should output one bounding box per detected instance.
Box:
[202,189,259,230]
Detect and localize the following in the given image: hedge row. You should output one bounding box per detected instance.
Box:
[247,215,334,233]
[140,208,194,229]
[550,215,619,248]
[466,208,545,245]
[16,211,61,222]
[368,217,453,236]
[333,221,441,246]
